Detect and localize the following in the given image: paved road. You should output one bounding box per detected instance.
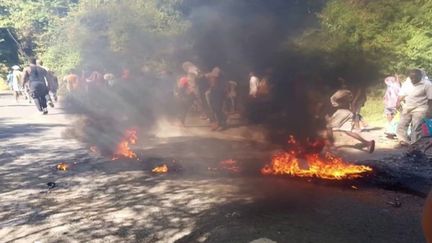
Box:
[0,91,427,243]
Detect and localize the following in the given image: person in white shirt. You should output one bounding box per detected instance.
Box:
[396,69,432,145]
[10,65,22,102]
[249,72,259,97]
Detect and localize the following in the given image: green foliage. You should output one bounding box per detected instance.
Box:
[0,28,19,65]
[0,0,187,75]
[0,0,76,58]
[319,0,432,74]
[361,85,386,126]
[41,0,188,75]
[3,0,432,80]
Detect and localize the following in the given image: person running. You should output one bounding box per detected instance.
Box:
[326,88,375,153]
[396,69,432,145]
[22,58,50,115]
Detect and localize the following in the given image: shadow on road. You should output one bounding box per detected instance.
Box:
[0,118,65,140]
[0,116,427,242]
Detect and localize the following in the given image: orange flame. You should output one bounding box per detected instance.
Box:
[56,162,69,171]
[152,164,168,173]
[112,129,138,160]
[261,136,372,180]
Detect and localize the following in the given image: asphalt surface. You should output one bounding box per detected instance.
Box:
[0,91,428,243]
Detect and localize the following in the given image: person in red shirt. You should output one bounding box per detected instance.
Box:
[179,76,189,88]
[176,76,194,126]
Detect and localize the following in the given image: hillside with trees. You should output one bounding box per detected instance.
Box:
[0,0,431,80]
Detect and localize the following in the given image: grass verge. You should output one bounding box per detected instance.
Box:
[0,78,9,91]
[362,87,386,127]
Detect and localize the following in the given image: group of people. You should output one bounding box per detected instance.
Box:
[175,62,432,150]
[386,69,432,146]
[324,68,432,153]
[175,61,274,131]
[63,67,132,94]
[176,63,230,131]
[248,70,272,98]
[7,58,432,149]
[7,57,276,130]
[6,58,58,114]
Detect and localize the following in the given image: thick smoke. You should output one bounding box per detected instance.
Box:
[63,0,380,152]
[181,0,381,144]
[182,0,348,143]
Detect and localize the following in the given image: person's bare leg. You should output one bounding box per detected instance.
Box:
[337,130,375,153]
[344,131,370,144]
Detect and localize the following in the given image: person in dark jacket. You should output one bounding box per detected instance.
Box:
[205,67,227,131]
[22,58,50,114]
[37,59,57,106]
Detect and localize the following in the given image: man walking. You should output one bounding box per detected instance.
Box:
[36,59,56,107]
[396,69,432,145]
[206,67,227,131]
[22,58,50,115]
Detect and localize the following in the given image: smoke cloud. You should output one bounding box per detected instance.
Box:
[63,0,380,152]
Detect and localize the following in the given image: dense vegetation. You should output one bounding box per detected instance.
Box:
[1,0,431,79]
[320,0,432,74]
